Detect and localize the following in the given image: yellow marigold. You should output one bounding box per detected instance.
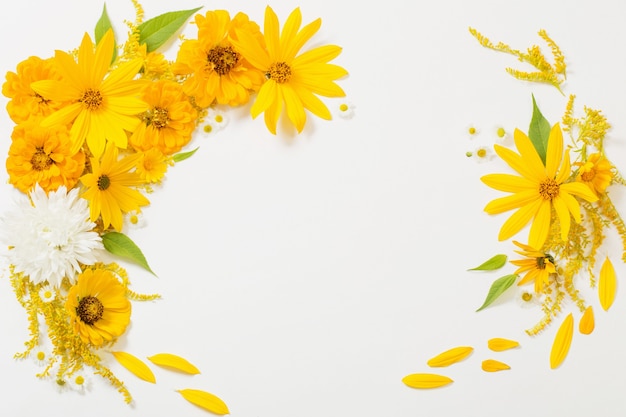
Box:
[2,56,65,124]
[576,153,612,195]
[510,241,556,293]
[129,79,197,155]
[6,117,85,193]
[80,143,150,231]
[136,148,168,183]
[137,43,169,80]
[65,267,131,347]
[172,10,265,107]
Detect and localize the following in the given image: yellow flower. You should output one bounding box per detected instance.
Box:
[6,117,85,193]
[80,143,150,231]
[65,268,131,347]
[576,153,612,195]
[137,43,169,80]
[129,79,197,155]
[135,148,168,183]
[2,56,66,124]
[172,10,265,107]
[232,6,348,134]
[510,241,556,293]
[481,123,598,248]
[31,30,147,158]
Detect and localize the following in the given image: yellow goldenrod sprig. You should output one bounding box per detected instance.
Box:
[469,27,566,94]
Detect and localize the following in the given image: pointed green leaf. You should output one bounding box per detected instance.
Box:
[172,147,199,163]
[528,94,550,165]
[138,7,202,53]
[94,3,117,62]
[102,232,155,275]
[476,274,517,311]
[468,254,508,271]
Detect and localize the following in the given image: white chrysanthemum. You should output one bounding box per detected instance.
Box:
[68,372,90,393]
[202,107,229,135]
[31,347,49,367]
[38,285,55,303]
[0,185,103,287]
[123,210,146,230]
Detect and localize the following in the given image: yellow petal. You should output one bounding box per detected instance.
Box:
[111,351,156,383]
[147,353,200,375]
[427,346,473,367]
[481,359,511,372]
[549,313,574,369]
[599,256,617,311]
[402,373,453,389]
[177,389,230,415]
[487,338,520,352]
[579,306,595,335]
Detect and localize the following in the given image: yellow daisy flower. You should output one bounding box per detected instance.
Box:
[510,241,556,293]
[232,6,348,134]
[2,56,65,124]
[135,148,168,183]
[129,79,197,155]
[31,30,147,157]
[6,117,85,193]
[80,143,150,231]
[576,153,612,196]
[65,267,131,347]
[481,123,598,248]
[172,10,265,107]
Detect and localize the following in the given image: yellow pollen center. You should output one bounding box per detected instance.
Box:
[339,103,349,112]
[267,62,292,83]
[30,147,54,171]
[468,127,477,135]
[97,174,111,191]
[214,114,223,123]
[521,292,533,302]
[539,178,559,200]
[79,88,103,110]
[204,124,213,133]
[75,376,85,386]
[497,127,506,138]
[130,214,139,224]
[76,296,104,325]
[581,169,596,182]
[37,351,46,361]
[476,148,487,158]
[43,290,53,299]
[207,45,240,76]
[150,107,170,129]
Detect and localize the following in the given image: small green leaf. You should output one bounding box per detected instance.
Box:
[528,94,551,165]
[138,7,202,53]
[172,147,199,163]
[468,254,508,271]
[102,232,155,275]
[476,274,517,311]
[94,3,117,62]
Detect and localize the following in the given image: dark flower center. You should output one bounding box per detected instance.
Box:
[97,174,111,191]
[207,45,240,76]
[538,178,559,200]
[79,88,103,110]
[30,147,54,171]
[148,106,169,129]
[266,62,292,83]
[76,296,104,325]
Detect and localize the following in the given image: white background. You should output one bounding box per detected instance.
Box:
[1,0,626,416]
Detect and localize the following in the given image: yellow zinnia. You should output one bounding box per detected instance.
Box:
[172,10,265,107]
[576,153,612,196]
[65,267,131,347]
[510,241,556,293]
[481,123,598,248]
[80,143,150,231]
[232,6,348,134]
[31,29,147,157]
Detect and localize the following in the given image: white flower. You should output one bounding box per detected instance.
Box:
[337,101,356,119]
[203,107,229,135]
[31,347,49,367]
[0,185,103,288]
[472,146,493,163]
[515,287,543,308]
[68,372,90,393]
[38,285,55,303]
[466,124,479,137]
[495,125,513,146]
[123,210,146,230]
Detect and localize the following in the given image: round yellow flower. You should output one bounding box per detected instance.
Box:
[172,10,265,107]
[6,117,85,193]
[576,153,612,195]
[65,268,131,347]
[130,79,197,155]
[136,148,168,183]
[510,240,556,293]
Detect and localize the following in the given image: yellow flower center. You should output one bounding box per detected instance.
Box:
[521,292,533,302]
[43,290,53,299]
[79,88,103,111]
[74,376,85,386]
[37,351,46,361]
[476,148,487,158]
[97,174,111,191]
[207,45,240,76]
[204,124,213,133]
[150,106,169,129]
[214,114,223,123]
[267,62,292,83]
[76,295,104,325]
[538,178,559,200]
[339,103,349,112]
[581,169,596,182]
[497,127,506,138]
[30,147,54,171]
[130,214,139,224]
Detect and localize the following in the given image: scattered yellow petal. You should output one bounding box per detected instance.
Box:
[481,359,510,372]
[147,353,200,375]
[402,373,453,389]
[177,389,230,415]
[599,257,617,311]
[579,306,595,335]
[111,351,156,383]
[487,338,520,351]
[549,313,574,369]
[427,346,473,367]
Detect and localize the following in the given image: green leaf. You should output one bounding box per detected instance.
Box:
[468,254,508,271]
[528,94,551,165]
[94,3,117,62]
[138,7,202,53]
[102,232,155,275]
[172,147,199,163]
[476,274,517,311]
